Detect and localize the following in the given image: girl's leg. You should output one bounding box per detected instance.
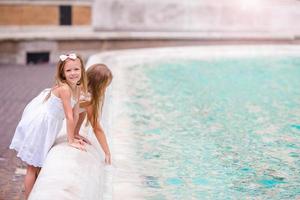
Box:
[24,165,40,199]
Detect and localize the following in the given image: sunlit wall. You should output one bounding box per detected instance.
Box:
[93,0,300,34]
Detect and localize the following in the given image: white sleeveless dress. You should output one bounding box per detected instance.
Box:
[10,88,77,167]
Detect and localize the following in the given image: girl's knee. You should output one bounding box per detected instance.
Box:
[36,167,41,176]
[27,165,39,173]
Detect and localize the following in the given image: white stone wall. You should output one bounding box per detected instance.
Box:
[93,0,300,34]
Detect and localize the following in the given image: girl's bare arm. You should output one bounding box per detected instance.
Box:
[59,86,85,151]
[86,104,111,164]
[74,111,86,136]
[59,85,75,143]
[73,86,81,135]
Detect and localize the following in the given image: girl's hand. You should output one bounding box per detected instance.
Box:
[74,137,85,145]
[105,153,111,165]
[69,141,86,151]
[75,134,92,145]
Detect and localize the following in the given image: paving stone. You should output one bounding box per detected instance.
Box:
[0,63,55,200]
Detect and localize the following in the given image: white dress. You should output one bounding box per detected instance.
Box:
[10,88,77,167]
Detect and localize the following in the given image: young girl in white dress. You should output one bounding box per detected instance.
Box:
[9,53,87,199]
[74,63,113,165]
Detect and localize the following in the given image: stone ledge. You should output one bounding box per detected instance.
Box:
[0,26,297,41]
[28,122,110,199]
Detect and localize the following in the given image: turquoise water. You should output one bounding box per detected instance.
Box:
[124,57,300,199]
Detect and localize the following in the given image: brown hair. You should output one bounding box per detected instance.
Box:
[87,63,113,126]
[55,55,87,93]
[44,54,87,101]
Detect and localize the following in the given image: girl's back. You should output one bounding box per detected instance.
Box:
[10,87,77,167]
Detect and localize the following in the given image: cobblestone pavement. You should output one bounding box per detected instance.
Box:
[0,64,55,200]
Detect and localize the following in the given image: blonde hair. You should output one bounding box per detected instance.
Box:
[55,55,87,93]
[87,63,113,126]
[44,54,87,101]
